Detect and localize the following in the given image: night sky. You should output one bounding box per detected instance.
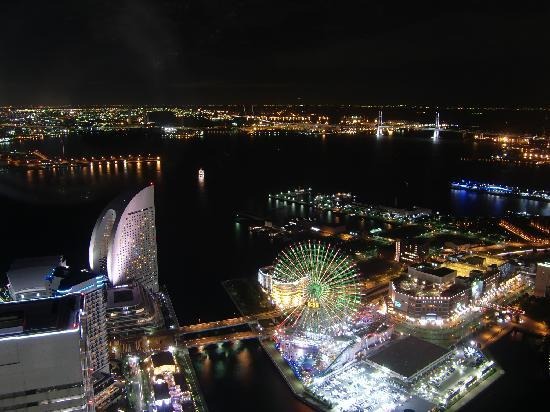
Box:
[1,0,549,105]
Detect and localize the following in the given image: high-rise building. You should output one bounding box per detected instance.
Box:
[89,185,159,292]
[50,268,110,374]
[106,284,164,337]
[534,262,550,297]
[0,295,94,411]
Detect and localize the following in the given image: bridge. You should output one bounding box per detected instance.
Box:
[376,111,383,137]
[182,327,277,349]
[132,311,281,353]
[178,309,281,335]
[147,309,282,344]
[415,112,442,139]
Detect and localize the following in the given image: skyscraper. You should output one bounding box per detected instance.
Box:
[89,185,159,292]
[0,295,95,411]
[51,269,110,374]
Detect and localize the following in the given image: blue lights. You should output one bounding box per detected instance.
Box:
[451,179,549,201]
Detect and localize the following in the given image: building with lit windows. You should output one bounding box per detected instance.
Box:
[257,266,274,292]
[389,264,499,323]
[106,284,164,337]
[0,295,94,411]
[257,266,307,309]
[7,260,110,385]
[394,238,429,264]
[89,185,159,292]
[49,268,110,375]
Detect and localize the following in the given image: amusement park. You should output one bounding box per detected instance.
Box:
[253,238,535,411]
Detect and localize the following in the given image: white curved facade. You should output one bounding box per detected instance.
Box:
[89,185,159,292]
[89,209,116,275]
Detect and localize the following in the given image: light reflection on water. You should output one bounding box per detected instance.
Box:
[0,161,162,203]
[191,339,313,412]
[450,189,549,216]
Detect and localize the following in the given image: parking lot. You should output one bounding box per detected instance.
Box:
[310,362,411,411]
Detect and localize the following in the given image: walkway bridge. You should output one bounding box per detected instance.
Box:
[182,327,276,349]
[178,309,281,335]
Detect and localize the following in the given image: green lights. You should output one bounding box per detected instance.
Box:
[273,241,361,332]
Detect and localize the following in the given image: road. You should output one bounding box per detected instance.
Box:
[127,356,145,412]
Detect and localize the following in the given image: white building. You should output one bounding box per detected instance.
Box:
[7,256,66,301]
[257,266,307,309]
[0,295,94,411]
[89,185,159,292]
[51,269,110,374]
[257,266,274,292]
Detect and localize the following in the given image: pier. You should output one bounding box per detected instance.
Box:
[0,150,161,169]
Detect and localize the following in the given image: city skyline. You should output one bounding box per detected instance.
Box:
[0,2,548,411]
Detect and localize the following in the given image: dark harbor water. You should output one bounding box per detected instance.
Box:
[461,331,550,411]
[0,130,548,411]
[189,340,313,412]
[190,331,549,412]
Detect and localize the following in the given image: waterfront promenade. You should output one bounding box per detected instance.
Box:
[259,338,330,412]
[448,368,504,411]
[176,348,209,412]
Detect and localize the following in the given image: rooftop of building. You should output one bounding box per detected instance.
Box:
[106,284,145,308]
[393,274,468,298]
[153,382,170,400]
[368,336,449,379]
[411,264,455,278]
[464,255,486,265]
[54,267,103,290]
[440,283,468,297]
[7,255,64,293]
[173,373,185,388]
[151,351,175,367]
[0,294,82,339]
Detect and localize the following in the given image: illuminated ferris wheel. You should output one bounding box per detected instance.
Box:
[272,241,361,332]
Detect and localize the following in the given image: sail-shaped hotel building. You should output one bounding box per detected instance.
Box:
[89,185,159,292]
